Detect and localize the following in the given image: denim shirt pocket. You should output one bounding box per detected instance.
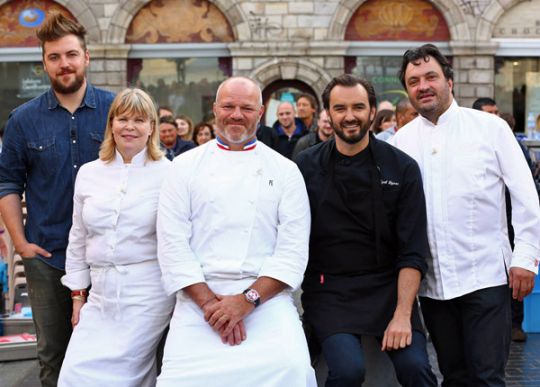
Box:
[88,131,104,157]
[26,136,58,178]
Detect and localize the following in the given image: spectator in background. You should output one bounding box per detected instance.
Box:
[273,102,308,159]
[292,110,333,160]
[159,115,195,160]
[472,97,499,115]
[176,114,194,142]
[159,106,173,118]
[193,122,215,146]
[0,13,115,385]
[372,109,396,135]
[296,94,318,132]
[377,99,419,142]
[378,100,395,111]
[59,88,174,385]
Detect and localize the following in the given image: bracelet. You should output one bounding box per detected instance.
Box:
[72,295,86,302]
[71,289,88,298]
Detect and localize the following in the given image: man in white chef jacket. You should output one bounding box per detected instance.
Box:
[391,44,540,387]
[156,76,316,387]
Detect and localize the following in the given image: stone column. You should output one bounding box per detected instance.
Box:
[87,44,130,93]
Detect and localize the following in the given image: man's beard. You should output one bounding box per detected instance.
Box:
[50,72,85,95]
[332,118,371,145]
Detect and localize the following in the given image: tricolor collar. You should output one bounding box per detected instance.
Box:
[216,136,257,151]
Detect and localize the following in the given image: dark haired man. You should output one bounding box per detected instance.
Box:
[0,13,114,385]
[159,115,195,160]
[292,110,333,160]
[391,43,540,386]
[296,74,437,386]
[472,97,499,115]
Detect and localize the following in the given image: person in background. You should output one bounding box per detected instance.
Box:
[0,13,115,385]
[59,89,174,386]
[372,109,396,135]
[159,106,173,118]
[159,115,195,160]
[472,97,499,115]
[193,122,215,146]
[391,43,540,387]
[378,100,395,112]
[292,110,333,160]
[273,101,308,159]
[176,114,194,142]
[296,94,318,132]
[377,99,419,142]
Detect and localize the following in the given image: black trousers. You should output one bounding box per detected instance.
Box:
[420,285,511,387]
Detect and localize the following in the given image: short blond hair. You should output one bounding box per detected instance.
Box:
[99,88,163,162]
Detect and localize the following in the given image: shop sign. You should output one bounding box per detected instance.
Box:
[17,64,49,99]
[494,1,540,38]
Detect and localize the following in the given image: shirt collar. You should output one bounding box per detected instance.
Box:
[216,136,257,151]
[112,147,148,166]
[47,83,96,111]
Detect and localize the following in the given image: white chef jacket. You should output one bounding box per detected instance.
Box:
[62,149,171,289]
[157,139,311,295]
[391,100,540,300]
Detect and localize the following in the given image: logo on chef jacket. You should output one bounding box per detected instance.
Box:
[380,179,399,186]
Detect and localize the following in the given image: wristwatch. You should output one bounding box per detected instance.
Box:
[243,288,261,307]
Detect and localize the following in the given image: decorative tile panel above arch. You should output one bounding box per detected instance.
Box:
[0,0,75,47]
[345,0,450,41]
[125,0,234,44]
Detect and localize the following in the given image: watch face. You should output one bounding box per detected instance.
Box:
[245,289,259,302]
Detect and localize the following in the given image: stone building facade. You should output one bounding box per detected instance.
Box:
[1,0,539,128]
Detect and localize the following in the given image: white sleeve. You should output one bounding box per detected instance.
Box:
[495,122,540,273]
[258,164,311,290]
[157,159,205,296]
[61,168,91,290]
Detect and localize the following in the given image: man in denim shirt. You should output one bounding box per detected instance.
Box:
[0,14,114,386]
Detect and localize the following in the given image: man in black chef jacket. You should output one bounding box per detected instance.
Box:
[296,74,437,387]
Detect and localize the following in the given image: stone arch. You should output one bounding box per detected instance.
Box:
[328,0,470,42]
[106,0,249,44]
[0,0,102,43]
[476,0,527,41]
[249,59,332,101]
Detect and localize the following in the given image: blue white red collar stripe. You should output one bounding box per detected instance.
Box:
[216,136,257,151]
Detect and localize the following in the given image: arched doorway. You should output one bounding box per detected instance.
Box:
[262,79,319,126]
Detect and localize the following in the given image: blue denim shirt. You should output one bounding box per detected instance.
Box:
[0,84,115,270]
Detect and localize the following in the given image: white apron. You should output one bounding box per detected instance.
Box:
[59,260,174,387]
[157,278,316,387]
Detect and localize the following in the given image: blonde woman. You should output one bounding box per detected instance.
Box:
[59,89,174,386]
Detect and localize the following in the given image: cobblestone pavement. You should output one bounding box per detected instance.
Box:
[1,334,540,386]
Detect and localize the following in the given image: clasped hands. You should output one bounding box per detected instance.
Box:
[202,294,254,346]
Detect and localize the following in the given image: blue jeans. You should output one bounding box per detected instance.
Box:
[321,330,437,387]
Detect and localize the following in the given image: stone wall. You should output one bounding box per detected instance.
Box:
[7,0,532,104]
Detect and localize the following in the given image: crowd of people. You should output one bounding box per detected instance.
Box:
[1,12,540,387]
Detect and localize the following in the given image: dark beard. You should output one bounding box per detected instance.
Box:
[332,120,371,145]
[50,73,85,95]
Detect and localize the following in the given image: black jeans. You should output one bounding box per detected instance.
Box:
[320,330,437,387]
[420,285,511,387]
[23,258,72,387]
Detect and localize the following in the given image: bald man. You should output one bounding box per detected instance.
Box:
[273,101,308,159]
[157,77,316,387]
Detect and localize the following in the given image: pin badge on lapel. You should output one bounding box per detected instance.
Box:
[269,180,273,186]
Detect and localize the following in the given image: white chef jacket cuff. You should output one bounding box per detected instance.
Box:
[161,272,206,296]
[61,270,91,290]
[258,268,301,291]
[511,248,539,275]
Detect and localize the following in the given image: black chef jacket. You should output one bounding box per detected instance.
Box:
[296,134,429,340]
